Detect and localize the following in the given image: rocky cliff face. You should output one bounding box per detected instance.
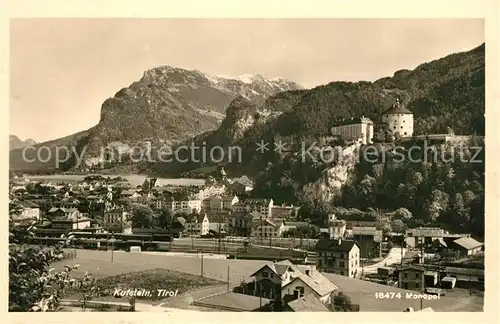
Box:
[300,144,360,204]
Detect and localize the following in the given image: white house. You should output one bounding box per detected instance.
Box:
[250,260,338,304]
[331,116,374,145]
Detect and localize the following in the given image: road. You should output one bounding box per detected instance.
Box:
[362,247,406,274]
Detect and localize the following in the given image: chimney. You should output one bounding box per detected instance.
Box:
[305,269,310,276]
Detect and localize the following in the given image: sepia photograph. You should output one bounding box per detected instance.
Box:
[6,16,491,315]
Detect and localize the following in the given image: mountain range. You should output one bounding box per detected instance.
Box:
[9,68,302,172]
[9,135,37,151]
[9,44,484,176]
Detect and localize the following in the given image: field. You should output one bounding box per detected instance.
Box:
[53,249,484,312]
[63,268,224,305]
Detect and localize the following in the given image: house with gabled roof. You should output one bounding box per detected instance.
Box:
[451,237,484,256]
[249,260,338,305]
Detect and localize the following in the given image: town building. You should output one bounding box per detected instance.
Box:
[381,98,414,138]
[443,267,484,285]
[249,260,338,304]
[120,189,141,200]
[281,221,314,236]
[47,207,82,220]
[233,198,274,217]
[197,184,226,200]
[227,211,258,237]
[405,227,445,248]
[209,196,224,210]
[162,195,202,214]
[51,216,92,231]
[271,204,300,220]
[350,226,383,258]
[185,213,210,236]
[252,219,285,238]
[222,195,239,210]
[451,237,484,256]
[206,211,228,234]
[10,200,40,222]
[314,238,360,277]
[327,214,346,239]
[330,116,374,145]
[104,208,130,232]
[398,265,425,291]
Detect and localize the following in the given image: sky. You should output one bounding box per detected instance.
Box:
[10,19,484,142]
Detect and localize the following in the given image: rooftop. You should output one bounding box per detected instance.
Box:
[194,291,271,311]
[382,98,413,115]
[444,267,484,276]
[331,116,374,127]
[314,238,358,252]
[286,295,330,312]
[453,237,483,250]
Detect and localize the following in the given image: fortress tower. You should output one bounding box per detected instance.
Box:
[381,98,414,138]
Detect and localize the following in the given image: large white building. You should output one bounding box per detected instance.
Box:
[381,98,414,138]
[330,117,374,145]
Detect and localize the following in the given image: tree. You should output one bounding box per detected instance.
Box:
[9,230,100,313]
[394,207,412,220]
[127,203,155,228]
[391,219,407,233]
[157,207,174,229]
[373,127,386,143]
[330,292,357,312]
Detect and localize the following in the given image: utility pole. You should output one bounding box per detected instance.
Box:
[401,234,404,266]
[191,217,195,250]
[420,236,424,265]
[260,215,263,245]
[218,213,222,253]
[259,282,262,308]
[227,266,230,291]
[201,252,204,277]
[169,213,174,251]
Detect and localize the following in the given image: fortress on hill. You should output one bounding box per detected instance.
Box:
[330,98,481,147]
